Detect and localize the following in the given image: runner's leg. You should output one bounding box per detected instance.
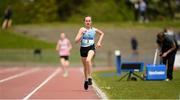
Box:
[81,57,88,80]
[60,58,66,74]
[86,50,95,78]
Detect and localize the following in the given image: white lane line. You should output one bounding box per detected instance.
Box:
[92,80,108,100]
[79,68,108,100]
[23,68,61,100]
[0,67,19,74]
[0,68,39,83]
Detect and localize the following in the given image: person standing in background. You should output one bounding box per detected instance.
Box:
[56,33,72,77]
[164,27,178,52]
[139,0,147,23]
[164,28,177,41]
[131,36,139,61]
[156,32,177,81]
[134,1,140,21]
[2,5,13,29]
[131,36,138,55]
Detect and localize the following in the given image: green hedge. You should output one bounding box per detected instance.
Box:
[0,0,179,24]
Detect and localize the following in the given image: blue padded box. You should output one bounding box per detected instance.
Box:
[146,64,166,80]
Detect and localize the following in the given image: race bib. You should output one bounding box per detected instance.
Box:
[82,39,94,44]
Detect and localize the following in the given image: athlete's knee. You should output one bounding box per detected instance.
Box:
[66,61,69,66]
[86,59,91,64]
[88,50,95,54]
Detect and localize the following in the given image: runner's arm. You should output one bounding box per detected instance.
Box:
[75,28,83,43]
[56,40,60,51]
[68,39,72,51]
[96,29,104,48]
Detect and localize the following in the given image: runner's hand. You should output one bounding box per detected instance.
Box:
[96,42,102,49]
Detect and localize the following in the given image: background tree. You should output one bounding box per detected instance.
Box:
[0,0,179,24]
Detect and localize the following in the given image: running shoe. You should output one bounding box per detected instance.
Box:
[84,81,89,90]
[63,71,68,77]
[88,78,92,85]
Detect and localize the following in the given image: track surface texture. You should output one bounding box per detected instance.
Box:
[0,67,100,99]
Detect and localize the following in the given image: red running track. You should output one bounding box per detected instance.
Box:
[0,67,100,99]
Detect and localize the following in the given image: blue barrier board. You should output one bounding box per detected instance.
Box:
[146,64,166,80]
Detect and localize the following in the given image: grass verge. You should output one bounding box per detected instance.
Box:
[93,70,180,99]
[0,29,54,49]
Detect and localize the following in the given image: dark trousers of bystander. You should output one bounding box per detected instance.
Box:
[162,52,176,80]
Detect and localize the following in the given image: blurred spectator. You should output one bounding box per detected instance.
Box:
[176,0,180,13]
[164,28,179,50]
[164,28,175,40]
[156,32,177,81]
[176,32,180,48]
[125,0,132,8]
[134,1,140,21]
[33,48,42,60]
[159,28,179,64]
[131,36,138,55]
[139,0,148,23]
[2,5,13,29]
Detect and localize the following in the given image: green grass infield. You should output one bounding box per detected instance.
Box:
[93,70,180,99]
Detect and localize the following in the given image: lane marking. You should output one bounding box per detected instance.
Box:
[23,68,61,100]
[92,80,108,100]
[0,68,39,83]
[79,68,108,99]
[0,67,19,74]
